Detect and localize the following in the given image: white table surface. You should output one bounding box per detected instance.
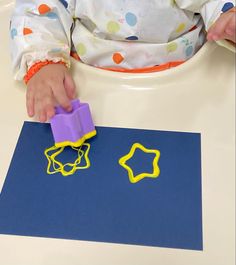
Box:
[0,1,235,264]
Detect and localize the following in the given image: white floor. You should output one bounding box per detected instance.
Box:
[0,1,235,264]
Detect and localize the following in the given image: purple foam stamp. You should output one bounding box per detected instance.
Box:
[50,99,96,147]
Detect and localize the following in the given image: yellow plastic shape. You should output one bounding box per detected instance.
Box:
[44,143,91,177]
[119,143,160,183]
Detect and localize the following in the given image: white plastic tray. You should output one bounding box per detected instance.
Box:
[0,1,235,264]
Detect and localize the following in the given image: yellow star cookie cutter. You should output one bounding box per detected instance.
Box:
[119,143,160,183]
[44,143,91,177]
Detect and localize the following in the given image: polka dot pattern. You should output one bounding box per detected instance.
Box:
[23,27,33,35]
[76,43,86,56]
[113,53,124,64]
[185,46,193,57]
[176,23,186,33]
[51,48,62,53]
[126,35,139,40]
[125,12,137,26]
[59,0,68,9]
[11,28,17,39]
[107,21,120,34]
[38,4,51,14]
[11,2,211,74]
[221,2,234,13]
[166,42,178,53]
[46,12,58,19]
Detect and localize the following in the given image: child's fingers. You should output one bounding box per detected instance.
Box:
[39,108,47,123]
[225,17,235,35]
[26,86,35,117]
[45,104,55,121]
[64,73,76,100]
[32,84,55,122]
[34,99,47,123]
[224,17,236,42]
[41,91,55,121]
[207,12,233,41]
[53,82,72,112]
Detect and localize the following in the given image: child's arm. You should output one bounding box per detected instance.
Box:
[175,0,236,47]
[10,0,76,122]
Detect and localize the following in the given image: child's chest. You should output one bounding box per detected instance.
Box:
[74,0,196,42]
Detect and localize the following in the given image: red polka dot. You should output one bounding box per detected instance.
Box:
[113,53,124,64]
[23,28,33,35]
[38,4,51,14]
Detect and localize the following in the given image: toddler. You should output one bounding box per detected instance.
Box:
[10,0,236,122]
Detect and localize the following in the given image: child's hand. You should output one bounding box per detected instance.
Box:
[26,64,76,122]
[207,8,236,43]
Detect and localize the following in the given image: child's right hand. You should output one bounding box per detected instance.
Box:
[207,8,236,43]
[26,64,76,122]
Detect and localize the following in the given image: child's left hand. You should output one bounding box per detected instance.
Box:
[207,8,236,44]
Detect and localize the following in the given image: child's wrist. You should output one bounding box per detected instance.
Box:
[24,60,67,84]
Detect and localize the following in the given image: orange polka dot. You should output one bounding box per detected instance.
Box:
[113,53,124,64]
[38,4,51,14]
[23,28,33,35]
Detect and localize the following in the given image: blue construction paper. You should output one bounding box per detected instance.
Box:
[0,122,202,250]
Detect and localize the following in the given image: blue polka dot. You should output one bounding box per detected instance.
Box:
[11,28,17,39]
[59,0,68,9]
[221,2,234,13]
[125,12,137,26]
[46,12,58,19]
[126,35,139,40]
[51,48,62,53]
[185,46,193,57]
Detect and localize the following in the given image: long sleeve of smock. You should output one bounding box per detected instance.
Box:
[10,0,75,80]
[175,0,236,51]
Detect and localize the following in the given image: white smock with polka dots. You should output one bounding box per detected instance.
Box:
[10,0,235,79]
